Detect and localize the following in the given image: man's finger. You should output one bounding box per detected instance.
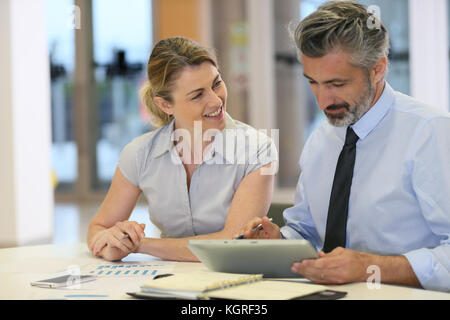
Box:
[257,216,281,239]
[242,217,263,238]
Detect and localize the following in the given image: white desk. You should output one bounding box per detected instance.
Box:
[0,243,448,300]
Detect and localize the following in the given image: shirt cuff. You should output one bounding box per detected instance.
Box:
[403,247,450,292]
[280,225,305,240]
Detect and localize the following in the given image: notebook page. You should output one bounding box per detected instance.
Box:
[141,271,262,293]
[203,280,327,300]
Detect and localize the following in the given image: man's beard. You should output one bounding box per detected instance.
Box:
[324,79,375,127]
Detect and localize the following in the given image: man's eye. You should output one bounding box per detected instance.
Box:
[213,80,222,88]
[332,83,345,88]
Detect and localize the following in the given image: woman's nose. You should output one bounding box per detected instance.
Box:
[207,90,223,107]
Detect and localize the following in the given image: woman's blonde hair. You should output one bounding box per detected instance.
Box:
[140,37,218,127]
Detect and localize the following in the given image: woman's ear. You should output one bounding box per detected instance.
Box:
[153,97,173,115]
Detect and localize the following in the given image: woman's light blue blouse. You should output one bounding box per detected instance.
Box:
[118,113,278,238]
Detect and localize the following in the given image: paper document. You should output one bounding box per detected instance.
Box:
[81,261,176,278]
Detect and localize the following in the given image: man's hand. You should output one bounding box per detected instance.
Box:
[291,247,370,284]
[291,247,421,288]
[238,216,282,239]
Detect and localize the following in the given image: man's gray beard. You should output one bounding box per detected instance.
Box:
[326,81,375,127]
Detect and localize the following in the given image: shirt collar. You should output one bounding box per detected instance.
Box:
[150,119,176,159]
[201,112,238,162]
[151,112,238,160]
[351,81,395,141]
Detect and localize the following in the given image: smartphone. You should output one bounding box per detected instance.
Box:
[30,274,96,288]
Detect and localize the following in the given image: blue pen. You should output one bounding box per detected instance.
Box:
[235,218,273,239]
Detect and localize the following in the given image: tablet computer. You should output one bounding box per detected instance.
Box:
[188,239,318,278]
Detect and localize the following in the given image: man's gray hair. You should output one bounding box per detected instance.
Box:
[294,0,390,71]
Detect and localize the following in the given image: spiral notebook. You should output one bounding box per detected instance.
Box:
[127,271,346,300]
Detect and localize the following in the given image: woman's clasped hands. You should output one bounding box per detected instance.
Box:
[89,221,146,261]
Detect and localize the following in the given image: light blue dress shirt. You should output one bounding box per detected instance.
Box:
[281,83,450,292]
[118,112,277,239]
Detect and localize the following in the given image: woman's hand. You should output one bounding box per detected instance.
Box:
[98,245,131,262]
[89,221,146,261]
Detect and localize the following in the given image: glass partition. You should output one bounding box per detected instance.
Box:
[45,0,77,192]
[92,0,152,190]
[359,0,410,95]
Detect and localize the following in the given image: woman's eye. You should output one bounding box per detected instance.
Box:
[213,80,222,88]
[192,92,202,100]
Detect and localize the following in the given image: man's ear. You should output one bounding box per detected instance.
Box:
[153,96,173,115]
[371,56,387,84]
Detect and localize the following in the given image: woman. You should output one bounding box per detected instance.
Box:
[87,37,278,262]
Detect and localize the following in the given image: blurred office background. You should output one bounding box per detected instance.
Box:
[0,0,449,247]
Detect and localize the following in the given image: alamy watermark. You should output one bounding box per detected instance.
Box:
[366,5,381,30]
[65,264,82,288]
[67,5,81,30]
[169,121,279,176]
[366,264,381,289]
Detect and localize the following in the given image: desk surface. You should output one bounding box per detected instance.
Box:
[0,243,448,300]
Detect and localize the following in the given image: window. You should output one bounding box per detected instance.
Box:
[299,0,329,138]
[46,0,153,197]
[93,0,152,190]
[359,0,410,95]
[45,0,77,192]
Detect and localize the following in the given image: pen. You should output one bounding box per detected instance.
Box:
[235,218,273,239]
[121,224,146,240]
[122,230,146,240]
[153,273,174,280]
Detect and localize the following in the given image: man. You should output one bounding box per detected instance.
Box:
[242,1,450,292]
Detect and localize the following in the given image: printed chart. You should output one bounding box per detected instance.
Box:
[81,261,176,278]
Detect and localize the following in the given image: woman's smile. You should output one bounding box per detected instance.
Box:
[203,105,224,120]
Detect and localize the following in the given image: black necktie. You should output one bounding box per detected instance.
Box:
[323,127,359,253]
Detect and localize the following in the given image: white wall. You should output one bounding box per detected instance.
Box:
[247,0,276,131]
[0,0,54,247]
[409,0,449,111]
